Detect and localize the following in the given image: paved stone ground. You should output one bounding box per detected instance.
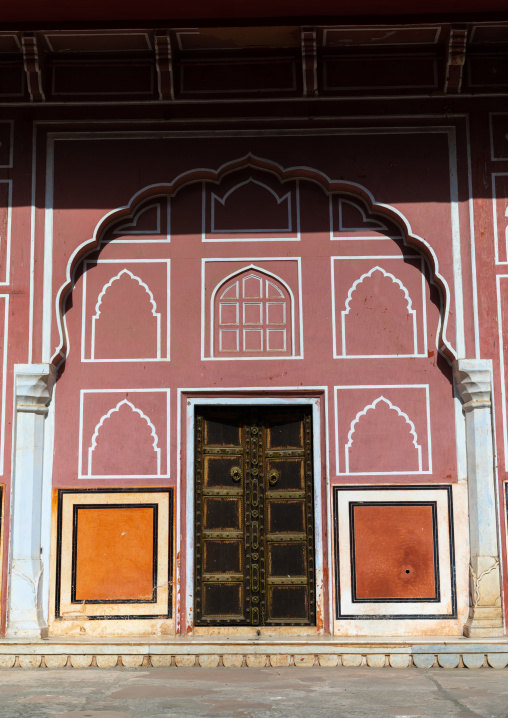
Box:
[0,667,507,718]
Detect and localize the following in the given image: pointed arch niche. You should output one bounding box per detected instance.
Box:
[211,266,295,358]
[51,154,456,369]
[80,259,170,363]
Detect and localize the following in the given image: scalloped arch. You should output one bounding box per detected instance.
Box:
[52,153,456,367]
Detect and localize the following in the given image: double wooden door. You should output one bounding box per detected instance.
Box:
[194,406,316,626]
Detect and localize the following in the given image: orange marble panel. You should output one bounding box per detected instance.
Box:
[352,504,436,600]
[74,506,154,601]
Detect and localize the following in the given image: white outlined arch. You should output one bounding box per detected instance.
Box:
[210,264,295,358]
[52,152,457,368]
[113,202,161,235]
[345,396,422,475]
[87,398,161,477]
[210,178,292,234]
[337,197,389,232]
[90,269,161,360]
[341,266,417,356]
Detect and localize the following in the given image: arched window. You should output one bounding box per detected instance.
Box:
[212,269,292,358]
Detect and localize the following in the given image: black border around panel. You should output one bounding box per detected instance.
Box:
[55,488,173,621]
[71,503,159,605]
[349,501,440,603]
[333,485,457,620]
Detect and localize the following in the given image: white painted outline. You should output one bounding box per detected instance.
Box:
[87,398,161,478]
[341,266,418,357]
[78,388,170,479]
[467,58,508,89]
[0,121,14,168]
[266,328,287,352]
[331,256,428,359]
[44,31,153,54]
[210,178,292,234]
[219,328,239,352]
[243,302,262,325]
[203,179,300,242]
[490,113,508,162]
[50,61,155,97]
[469,24,507,44]
[334,384,432,476]
[179,55,298,95]
[344,396,423,474]
[219,302,239,325]
[266,301,286,325]
[179,390,328,635]
[330,195,403,240]
[80,259,170,363]
[0,180,12,286]
[322,26,441,47]
[112,199,171,242]
[205,261,301,360]
[90,269,162,361]
[0,33,22,51]
[323,54,439,91]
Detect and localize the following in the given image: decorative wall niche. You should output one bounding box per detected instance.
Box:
[81,259,170,362]
[202,171,300,241]
[331,256,428,358]
[334,384,431,475]
[202,259,303,360]
[78,389,170,479]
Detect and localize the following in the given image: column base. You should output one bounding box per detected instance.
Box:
[463,610,505,637]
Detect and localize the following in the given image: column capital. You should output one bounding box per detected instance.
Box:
[14,364,56,414]
[453,358,492,409]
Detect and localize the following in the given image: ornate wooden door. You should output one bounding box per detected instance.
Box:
[194,406,316,626]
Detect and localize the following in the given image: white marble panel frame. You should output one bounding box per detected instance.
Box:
[333,485,456,619]
[202,180,300,242]
[331,256,428,358]
[80,259,170,363]
[334,384,432,476]
[55,488,171,620]
[78,388,170,479]
[202,258,303,361]
[178,390,329,635]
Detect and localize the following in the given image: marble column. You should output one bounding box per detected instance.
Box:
[453,358,504,636]
[6,364,55,638]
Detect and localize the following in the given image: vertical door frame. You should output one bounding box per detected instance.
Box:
[179,391,328,635]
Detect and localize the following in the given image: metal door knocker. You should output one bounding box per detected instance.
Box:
[230,466,242,482]
[268,468,280,486]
